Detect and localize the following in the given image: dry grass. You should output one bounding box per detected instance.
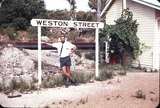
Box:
[96,64,114,81]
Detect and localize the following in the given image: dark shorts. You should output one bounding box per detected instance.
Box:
[60,56,71,68]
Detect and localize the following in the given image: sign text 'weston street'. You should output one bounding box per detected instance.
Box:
[31,19,104,29]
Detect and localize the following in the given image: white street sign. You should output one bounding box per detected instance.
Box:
[31,19,104,28]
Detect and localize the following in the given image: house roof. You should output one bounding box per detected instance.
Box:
[100,0,160,17]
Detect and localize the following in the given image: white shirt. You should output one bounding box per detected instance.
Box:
[52,41,76,58]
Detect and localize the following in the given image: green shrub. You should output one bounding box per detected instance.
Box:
[134,89,146,99]
[1,77,37,94]
[42,72,94,88]
[112,64,127,75]
[42,74,64,88]
[0,83,3,92]
[10,78,21,91]
[72,71,94,83]
[1,27,19,40]
[96,64,114,81]
[85,52,95,60]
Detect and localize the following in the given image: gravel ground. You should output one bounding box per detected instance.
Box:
[0,72,159,108]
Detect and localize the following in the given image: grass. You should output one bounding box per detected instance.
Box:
[42,71,94,88]
[0,77,37,94]
[132,89,146,99]
[0,70,94,94]
[42,74,64,88]
[96,64,114,81]
[72,71,94,83]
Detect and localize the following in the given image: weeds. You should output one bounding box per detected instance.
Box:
[1,77,37,94]
[72,71,94,83]
[42,72,94,88]
[96,64,114,81]
[42,74,64,88]
[77,97,88,105]
[133,89,146,99]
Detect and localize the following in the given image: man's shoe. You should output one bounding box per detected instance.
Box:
[65,78,71,88]
[70,79,78,86]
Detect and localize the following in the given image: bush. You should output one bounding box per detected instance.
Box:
[42,72,94,88]
[111,64,127,75]
[96,64,114,81]
[0,77,37,94]
[42,74,64,88]
[85,52,95,60]
[133,89,146,99]
[1,27,18,40]
[72,71,94,83]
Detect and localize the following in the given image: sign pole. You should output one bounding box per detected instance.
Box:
[95,28,99,78]
[38,26,42,89]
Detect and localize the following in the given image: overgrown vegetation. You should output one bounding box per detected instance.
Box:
[72,71,94,83]
[42,72,94,88]
[133,89,146,99]
[99,8,140,67]
[0,77,37,94]
[96,64,114,81]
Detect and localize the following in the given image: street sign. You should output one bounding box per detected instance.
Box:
[31,19,104,89]
[31,19,104,28]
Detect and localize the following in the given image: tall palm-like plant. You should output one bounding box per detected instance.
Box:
[88,0,106,11]
[66,0,76,20]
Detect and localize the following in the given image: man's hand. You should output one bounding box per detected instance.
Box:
[70,47,76,55]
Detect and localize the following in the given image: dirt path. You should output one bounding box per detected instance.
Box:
[0,72,159,108]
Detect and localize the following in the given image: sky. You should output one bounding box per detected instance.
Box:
[44,0,91,11]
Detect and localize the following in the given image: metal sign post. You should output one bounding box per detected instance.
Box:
[95,28,99,78]
[37,26,42,89]
[31,19,104,88]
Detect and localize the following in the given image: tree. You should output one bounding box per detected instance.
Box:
[66,0,76,20]
[0,0,46,30]
[88,0,106,11]
[100,9,140,65]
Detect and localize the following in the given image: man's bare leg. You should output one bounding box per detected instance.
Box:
[66,66,72,78]
[62,66,72,87]
[66,66,77,85]
[62,66,71,78]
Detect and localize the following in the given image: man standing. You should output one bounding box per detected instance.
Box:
[42,32,76,87]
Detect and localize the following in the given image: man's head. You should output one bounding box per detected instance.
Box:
[58,31,66,43]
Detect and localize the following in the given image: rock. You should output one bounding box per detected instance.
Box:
[150,94,158,102]
[0,46,35,77]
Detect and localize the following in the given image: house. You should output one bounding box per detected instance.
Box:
[100,0,160,70]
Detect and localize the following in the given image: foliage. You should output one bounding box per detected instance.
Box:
[0,0,46,30]
[85,52,95,60]
[88,0,106,11]
[99,9,140,65]
[42,72,94,88]
[76,11,96,21]
[47,10,71,20]
[0,77,37,94]
[0,27,18,40]
[96,64,114,81]
[134,89,146,99]
[66,0,76,20]
[66,0,76,11]
[72,71,94,83]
